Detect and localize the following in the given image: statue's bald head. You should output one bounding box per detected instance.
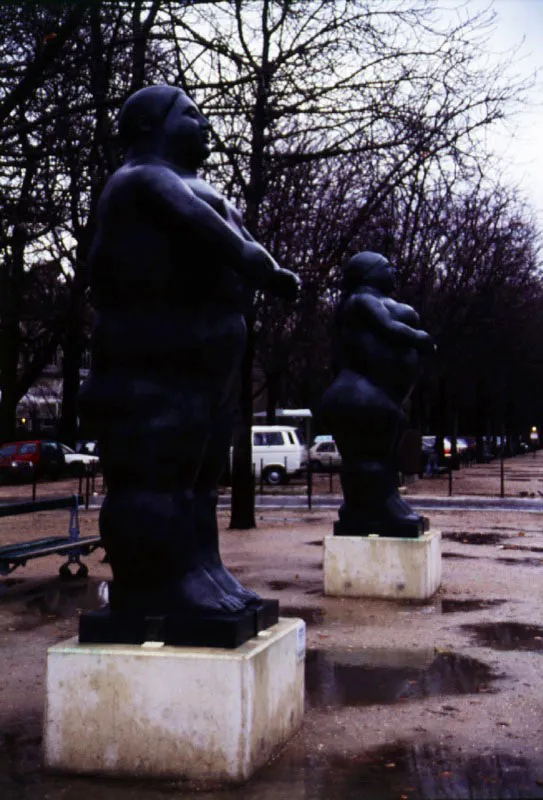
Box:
[343,251,394,293]
[118,85,186,150]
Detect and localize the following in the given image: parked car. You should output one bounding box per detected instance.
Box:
[59,444,100,476]
[250,425,306,485]
[309,438,342,471]
[0,443,35,483]
[76,440,99,456]
[0,440,66,481]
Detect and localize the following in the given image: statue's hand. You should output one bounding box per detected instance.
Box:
[417,331,436,355]
[270,268,301,301]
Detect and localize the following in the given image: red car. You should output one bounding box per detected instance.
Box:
[0,440,66,483]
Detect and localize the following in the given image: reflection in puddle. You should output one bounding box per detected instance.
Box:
[462,622,543,652]
[497,557,543,567]
[441,598,507,613]
[443,532,507,545]
[317,743,543,800]
[5,579,109,631]
[305,647,499,707]
[2,734,542,800]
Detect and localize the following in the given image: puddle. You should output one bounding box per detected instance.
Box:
[461,622,543,652]
[502,544,543,553]
[441,598,507,613]
[316,744,543,800]
[2,736,542,800]
[281,606,324,626]
[5,579,109,631]
[305,647,499,707]
[267,580,294,590]
[442,552,479,560]
[443,532,506,545]
[497,557,543,567]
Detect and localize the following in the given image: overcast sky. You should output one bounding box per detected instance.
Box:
[469,0,543,221]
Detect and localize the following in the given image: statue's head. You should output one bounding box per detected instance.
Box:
[343,251,395,294]
[118,85,211,169]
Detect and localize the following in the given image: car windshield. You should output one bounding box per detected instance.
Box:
[61,444,75,454]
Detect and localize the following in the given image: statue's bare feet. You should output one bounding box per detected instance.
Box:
[177,565,246,614]
[205,561,261,606]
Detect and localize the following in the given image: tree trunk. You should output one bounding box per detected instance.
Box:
[265,370,281,424]
[475,378,486,463]
[57,324,84,447]
[230,317,256,529]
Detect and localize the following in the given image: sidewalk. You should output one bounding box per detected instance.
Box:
[1,457,543,798]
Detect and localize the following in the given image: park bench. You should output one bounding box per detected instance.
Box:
[0,494,102,579]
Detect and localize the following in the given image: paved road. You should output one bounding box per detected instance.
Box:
[216,494,543,513]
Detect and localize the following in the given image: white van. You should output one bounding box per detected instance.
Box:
[251,425,306,485]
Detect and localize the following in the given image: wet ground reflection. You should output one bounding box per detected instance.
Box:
[305,647,499,707]
[2,736,541,800]
[315,743,543,800]
[440,598,507,613]
[462,622,543,652]
[443,532,507,545]
[1,578,109,631]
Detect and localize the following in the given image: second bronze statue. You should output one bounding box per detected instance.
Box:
[322,251,434,538]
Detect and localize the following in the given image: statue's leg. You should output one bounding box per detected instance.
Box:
[99,419,245,616]
[193,405,260,605]
[323,371,423,537]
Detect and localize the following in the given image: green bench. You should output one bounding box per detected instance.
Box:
[0,494,102,579]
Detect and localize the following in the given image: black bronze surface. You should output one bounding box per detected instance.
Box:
[321,252,434,538]
[78,85,299,644]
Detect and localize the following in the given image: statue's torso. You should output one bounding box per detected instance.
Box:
[341,292,421,401]
[84,163,247,393]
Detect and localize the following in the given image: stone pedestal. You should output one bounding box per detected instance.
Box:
[324,530,441,600]
[44,618,305,783]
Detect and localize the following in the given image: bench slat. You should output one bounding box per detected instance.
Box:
[0,536,102,566]
[0,536,67,555]
[0,495,83,518]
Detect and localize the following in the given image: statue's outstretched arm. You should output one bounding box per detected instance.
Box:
[139,166,300,298]
[354,294,434,353]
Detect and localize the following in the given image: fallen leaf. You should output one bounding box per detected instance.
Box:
[384,762,396,768]
[518,531,526,537]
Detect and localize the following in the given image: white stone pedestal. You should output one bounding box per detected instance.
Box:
[44,618,305,782]
[324,530,441,600]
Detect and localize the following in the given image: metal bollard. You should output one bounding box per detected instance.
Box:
[260,458,264,494]
[448,464,453,497]
[85,465,91,510]
[307,460,313,510]
[500,452,505,498]
[329,457,333,493]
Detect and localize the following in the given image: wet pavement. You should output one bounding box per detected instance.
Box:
[2,498,543,799]
[2,735,543,800]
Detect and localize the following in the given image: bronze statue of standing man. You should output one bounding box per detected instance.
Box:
[79,85,299,641]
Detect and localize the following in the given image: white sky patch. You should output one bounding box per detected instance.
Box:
[465,0,543,220]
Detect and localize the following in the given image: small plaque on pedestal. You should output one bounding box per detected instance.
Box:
[324,530,441,600]
[44,618,305,783]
